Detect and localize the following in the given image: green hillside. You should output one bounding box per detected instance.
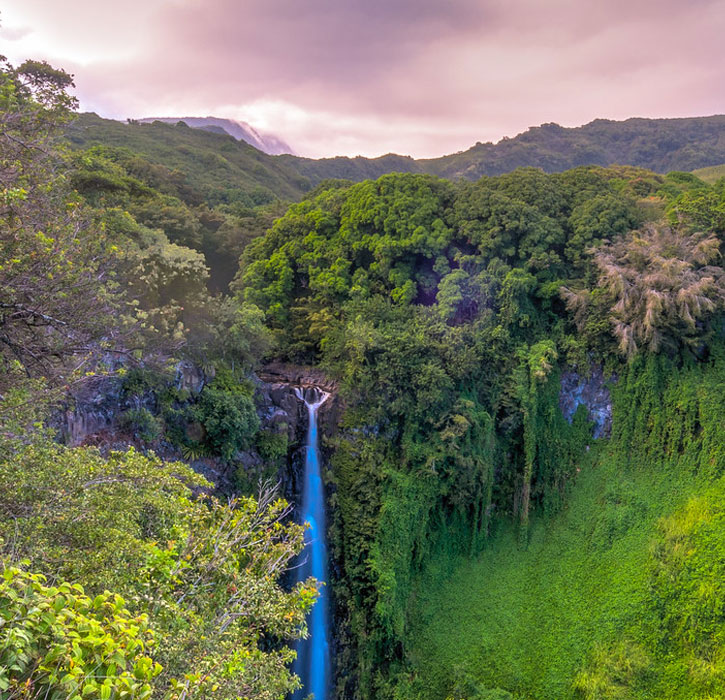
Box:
[277,152,422,184]
[68,113,312,206]
[236,163,725,700]
[692,163,725,184]
[422,116,725,180]
[279,115,725,186]
[71,113,725,196]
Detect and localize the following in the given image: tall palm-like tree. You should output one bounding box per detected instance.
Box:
[565,224,724,358]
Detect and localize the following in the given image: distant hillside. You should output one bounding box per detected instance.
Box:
[67,113,725,205]
[281,115,725,186]
[422,116,725,180]
[280,152,422,183]
[691,163,725,184]
[137,116,295,155]
[67,113,310,206]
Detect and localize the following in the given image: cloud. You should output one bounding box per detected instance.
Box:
[2,0,725,157]
[0,25,33,41]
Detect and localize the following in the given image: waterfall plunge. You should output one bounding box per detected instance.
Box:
[292,386,331,700]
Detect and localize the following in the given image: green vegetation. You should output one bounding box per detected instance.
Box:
[71,112,725,216]
[194,376,259,460]
[0,60,118,391]
[279,116,725,186]
[69,113,309,205]
[0,57,315,700]
[237,161,725,698]
[421,117,725,181]
[3,48,725,700]
[406,350,725,699]
[0,440,316,700]
[69,117,293,292]
[1,568,161,700]
[691,163,725,184]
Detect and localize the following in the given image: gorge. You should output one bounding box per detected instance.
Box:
[3,54,725,700]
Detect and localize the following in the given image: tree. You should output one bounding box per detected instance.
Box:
[0,58,120,391]
[0,442,317,699]
[592,224,724,357]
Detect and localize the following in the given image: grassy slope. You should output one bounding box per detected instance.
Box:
[405,352,725,700]
[67,113,311,203]
[409,448,685,699]
[691,163,725,184]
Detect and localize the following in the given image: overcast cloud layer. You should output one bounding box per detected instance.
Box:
[2,0,724,158]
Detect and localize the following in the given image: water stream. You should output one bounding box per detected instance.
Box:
[292,386,331,700]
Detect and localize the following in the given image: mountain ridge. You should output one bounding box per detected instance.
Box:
[280,113,725,184]
[137,115,295,155]
[68,112,725,207]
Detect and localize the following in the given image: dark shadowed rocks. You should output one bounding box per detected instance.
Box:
[559,365,615,438]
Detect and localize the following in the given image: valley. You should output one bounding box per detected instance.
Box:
[2,54,725,700]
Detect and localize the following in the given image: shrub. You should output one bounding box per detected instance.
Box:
[255,429,289,462]
[118,407,162,442]
[195,387,259,459]
[593,224,723,357]
[0,566,160,700]
[0,442,316,699]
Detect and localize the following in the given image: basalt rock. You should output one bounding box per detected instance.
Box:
[253,364,341,514]
[51,360,341,505]
[559,365,615,438]
[258,362,338,393]
[52,360,214,447]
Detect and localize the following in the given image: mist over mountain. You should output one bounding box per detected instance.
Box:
[137,116,295,155]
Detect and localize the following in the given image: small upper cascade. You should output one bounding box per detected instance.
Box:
[294,385,330,409]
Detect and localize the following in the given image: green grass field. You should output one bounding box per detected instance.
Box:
[405,443,718,699]
[691,163,725,184]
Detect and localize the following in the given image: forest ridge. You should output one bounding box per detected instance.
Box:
[73,112,725,197]
[2,55,725,700]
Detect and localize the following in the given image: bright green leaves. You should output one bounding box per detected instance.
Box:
[0,567,159,700]
[649,479,725,692]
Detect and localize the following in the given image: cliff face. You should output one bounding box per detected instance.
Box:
[52,361,340,500]
[559,366,614,439]
[255,364,341,511]
[51,361,210,448]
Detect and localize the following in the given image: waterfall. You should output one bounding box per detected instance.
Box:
[292,386,331,700]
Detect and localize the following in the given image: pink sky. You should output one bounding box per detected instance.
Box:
[2,0,724,158]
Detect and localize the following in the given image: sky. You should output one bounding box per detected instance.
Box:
[1,0,724,159]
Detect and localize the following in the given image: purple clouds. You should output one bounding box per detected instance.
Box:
[2,0,724,157]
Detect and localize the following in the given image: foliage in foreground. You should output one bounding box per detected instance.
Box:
[0,57,119,392]
[0,441,317,699]
[0,568,160,700]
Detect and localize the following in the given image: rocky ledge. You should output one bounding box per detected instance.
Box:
[257,363,339,393]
